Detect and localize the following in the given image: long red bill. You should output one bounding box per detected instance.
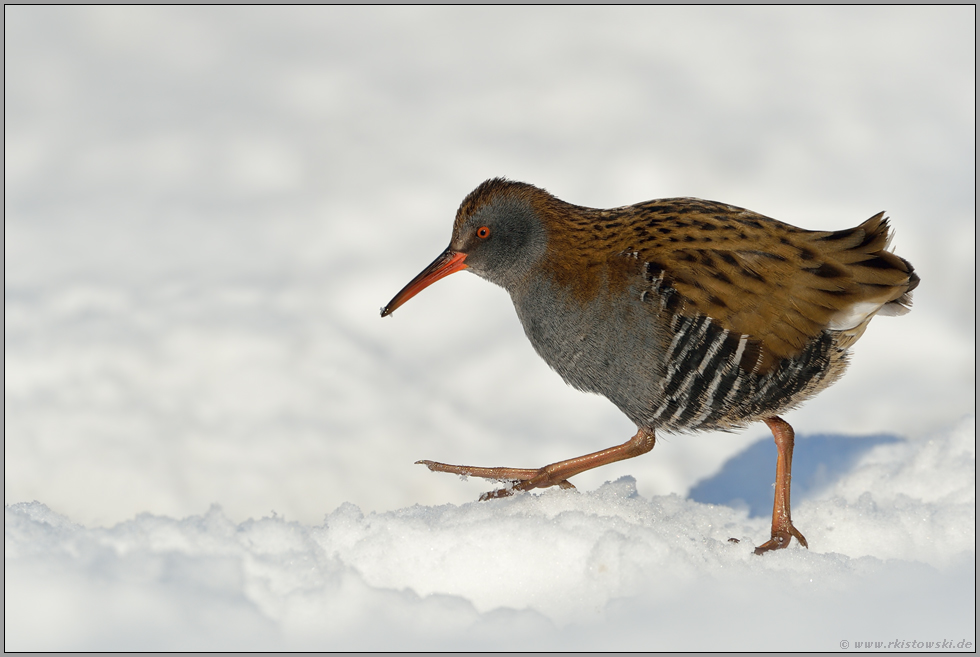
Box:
[381,248,468,317]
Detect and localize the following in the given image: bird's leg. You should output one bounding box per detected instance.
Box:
[418,428,656,501]
[754,416,808,555]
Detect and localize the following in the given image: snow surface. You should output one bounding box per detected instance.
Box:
[5,6,976,651]
[6,418,976,650]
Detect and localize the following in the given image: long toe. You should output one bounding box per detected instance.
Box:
[479,487,516,501]
[478,475,575,501]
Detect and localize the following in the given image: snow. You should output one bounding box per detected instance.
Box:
[6,418,976,650]
[5,6,976,651]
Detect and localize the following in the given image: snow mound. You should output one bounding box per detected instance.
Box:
[5,417,974,650]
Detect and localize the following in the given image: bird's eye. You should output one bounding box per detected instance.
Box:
[476,226,491,239]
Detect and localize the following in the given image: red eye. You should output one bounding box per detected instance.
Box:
[476,226,491,239]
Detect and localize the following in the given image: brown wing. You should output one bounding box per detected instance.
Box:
[625,200,918,373]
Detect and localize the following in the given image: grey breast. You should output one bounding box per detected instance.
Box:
[509,273,670,429]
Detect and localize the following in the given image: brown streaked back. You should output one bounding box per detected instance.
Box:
[527,193,917,374]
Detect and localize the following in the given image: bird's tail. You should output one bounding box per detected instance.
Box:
[819,212,919,313]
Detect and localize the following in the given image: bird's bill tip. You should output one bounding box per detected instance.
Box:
[381,249,468,317]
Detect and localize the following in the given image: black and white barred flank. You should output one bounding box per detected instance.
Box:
[647,313,845,433]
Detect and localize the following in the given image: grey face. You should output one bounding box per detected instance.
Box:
[451,195,548,291]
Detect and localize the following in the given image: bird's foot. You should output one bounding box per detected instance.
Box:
[753,523,809,555]
[416,460,574,500]
[417,429,655,502]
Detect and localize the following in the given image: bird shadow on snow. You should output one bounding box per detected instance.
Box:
[688,432,901,517]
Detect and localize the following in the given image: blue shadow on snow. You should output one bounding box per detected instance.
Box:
[688,432,902,517]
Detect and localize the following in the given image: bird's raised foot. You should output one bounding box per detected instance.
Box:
[416,459,574,500]
[753,524,809,555]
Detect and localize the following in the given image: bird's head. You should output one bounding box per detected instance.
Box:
[381,178,549,317]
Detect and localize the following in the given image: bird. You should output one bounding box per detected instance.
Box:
[381,178,919,554]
